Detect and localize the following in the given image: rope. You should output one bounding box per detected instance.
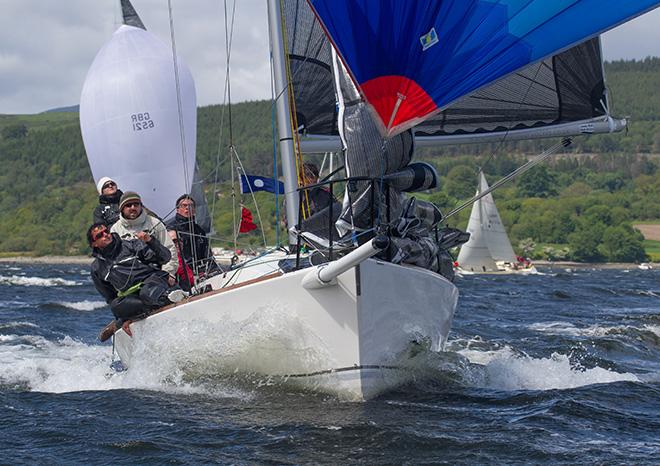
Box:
[230,149,237,252]
[209,0,236,237]
[271,68,281,246]
[444,138,572,220]
[166,0,191,194]
[444,62,548,219]
[278,0,310,219]
[231,147,268,248]
[167,0,204,284]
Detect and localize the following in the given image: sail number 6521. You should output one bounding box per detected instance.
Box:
[131,112,155,131]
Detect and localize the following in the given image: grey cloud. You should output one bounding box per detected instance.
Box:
[0,0,657,114]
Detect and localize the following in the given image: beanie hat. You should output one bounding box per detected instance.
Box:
[96,176,116,194]
[175,193,196,207]
[119,191,142,210]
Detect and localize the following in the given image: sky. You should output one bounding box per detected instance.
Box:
[0,0,659,115]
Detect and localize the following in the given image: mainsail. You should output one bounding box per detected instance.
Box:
[80,1,197,221]
[307,0,658,136]
[457,171,516,272]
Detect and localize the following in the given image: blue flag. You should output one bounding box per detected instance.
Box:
[240,174,284,195]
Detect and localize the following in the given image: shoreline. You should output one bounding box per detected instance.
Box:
[0,255,93,265]
[533,260,657,270]
[0,255,655,269]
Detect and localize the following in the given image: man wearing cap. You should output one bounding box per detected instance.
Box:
[88,222,187,332]
[166,194,220,290]
[93,176,123,227]
[110,191,180,284]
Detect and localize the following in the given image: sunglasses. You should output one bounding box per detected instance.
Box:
[124,201,142,209]
[92,228,109,242]
[102,181,116,189]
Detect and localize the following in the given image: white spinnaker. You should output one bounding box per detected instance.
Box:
[80,24,196,220]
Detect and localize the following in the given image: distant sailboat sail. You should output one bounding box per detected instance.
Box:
[80,0,197,220]
[307,0,659,136]
[457,172,517,272]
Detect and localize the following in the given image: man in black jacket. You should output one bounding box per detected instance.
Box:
[93,177,123,227]
[165,194,220,290]
[88,222,187,328]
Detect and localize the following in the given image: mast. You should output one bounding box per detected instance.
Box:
[267,0,300,248]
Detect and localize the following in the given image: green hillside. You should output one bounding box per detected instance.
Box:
[0,58,658,261]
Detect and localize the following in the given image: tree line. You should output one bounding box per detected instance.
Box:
[0,58,657,260]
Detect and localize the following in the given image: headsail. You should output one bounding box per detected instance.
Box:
[477,172,516,263]
[456,196,498,273]
[80,1,197,221]
[307,0,659,137]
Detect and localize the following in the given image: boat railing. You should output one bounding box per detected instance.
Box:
[293,175,394,268]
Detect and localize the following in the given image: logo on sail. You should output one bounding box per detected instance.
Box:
[420,28,438,51]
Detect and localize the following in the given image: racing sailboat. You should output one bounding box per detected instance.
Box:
[81,0,657,400]
[457,171,536,274]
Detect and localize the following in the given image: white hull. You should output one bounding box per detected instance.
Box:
[114,257,458,400]
[457,262,538,275]
[456,266,539,275]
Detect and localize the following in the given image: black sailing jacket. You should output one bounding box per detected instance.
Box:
[92,189,123,227]
[90,233,171,303]
[165,214,218,272]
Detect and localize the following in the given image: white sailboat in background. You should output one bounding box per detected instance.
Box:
[457,171,537,274]
[79,0,655,400]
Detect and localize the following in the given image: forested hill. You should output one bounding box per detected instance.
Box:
[0,58,658,259]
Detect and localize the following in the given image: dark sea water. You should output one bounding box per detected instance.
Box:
[1,263,658,464]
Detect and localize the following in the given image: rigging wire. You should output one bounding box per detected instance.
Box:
[167,0,202,282]
[166,0,192,195]
[443,61,547,224]
[270,61,281,246]
[209,0,236,243]
[231,149,268,248]
[444,138,572,220]
[223,0,239,254]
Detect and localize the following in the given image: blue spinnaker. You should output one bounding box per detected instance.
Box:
[307,0,659,137]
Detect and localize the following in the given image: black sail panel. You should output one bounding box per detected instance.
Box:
[415,38,607,137]
[282,0,337,135]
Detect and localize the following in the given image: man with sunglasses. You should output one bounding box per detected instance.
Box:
[88,222,187,332]
[165,194,220,290]
[93,176,123,227]
[110,191,179,285]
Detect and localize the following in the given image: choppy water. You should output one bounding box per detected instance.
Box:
[0,263,658,464]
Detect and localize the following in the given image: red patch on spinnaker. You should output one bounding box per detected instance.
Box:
[361,76,437,136]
